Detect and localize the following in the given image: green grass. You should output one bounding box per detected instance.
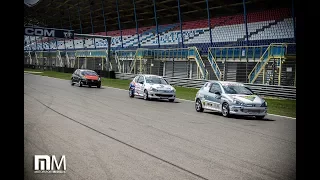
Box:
[24,68,296,118]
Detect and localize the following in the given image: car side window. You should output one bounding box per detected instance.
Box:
[138,76,144,84]
[209,83,222,94]
[135,76,141,83]
[133,76,139,82]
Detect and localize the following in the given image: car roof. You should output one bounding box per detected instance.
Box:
[207,81,244,86]
[137,74,161,78]
[78,69,94,71]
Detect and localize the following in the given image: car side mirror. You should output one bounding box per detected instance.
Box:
[139,81,144,84]
[214,92,221,95]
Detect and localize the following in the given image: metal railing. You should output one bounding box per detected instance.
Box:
[248,43,288,83]
[207,48,222,80]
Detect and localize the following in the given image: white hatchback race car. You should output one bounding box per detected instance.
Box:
[129,74,176,102]
[195,81,268,119]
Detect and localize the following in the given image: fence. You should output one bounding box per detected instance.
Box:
[115,72,296,99]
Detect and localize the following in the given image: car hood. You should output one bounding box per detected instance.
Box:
[85,75,99,80]
[147,84,174,90]
[228,94,264,104]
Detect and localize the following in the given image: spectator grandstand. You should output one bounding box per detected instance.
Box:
[24,0,296,86]
[24,7,294,54]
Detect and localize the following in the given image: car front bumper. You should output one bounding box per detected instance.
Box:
[229,105,267,116]
[148,91,175,99]
[81,79,101,86]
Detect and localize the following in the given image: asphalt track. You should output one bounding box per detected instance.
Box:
[24,73,296,180]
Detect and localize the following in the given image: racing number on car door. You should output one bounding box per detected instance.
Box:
[208,83,222,111]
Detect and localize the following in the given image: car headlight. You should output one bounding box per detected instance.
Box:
[261,101,267,107]
[233,99,245,106]
[98,77,101,81]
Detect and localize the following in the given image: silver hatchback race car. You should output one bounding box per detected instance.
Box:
[129,74,176,102]
[195,81,267,119]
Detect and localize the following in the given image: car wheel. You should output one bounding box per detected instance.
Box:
[88,85,91,88]
[222,102,231,117]
[168,99,175,102]
[256,115,265,120]
[195,99,204,112]
[78,80,82,87]
[143,90,149,100]
[129,88,134,98]
[71,79,74,86]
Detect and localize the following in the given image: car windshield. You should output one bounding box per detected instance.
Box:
[222,85,253,95]
[145,76,168,84]
[81,71,97,76]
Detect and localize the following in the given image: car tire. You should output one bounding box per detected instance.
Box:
[129,88,134,98]
[88,85,91,88]
[97,83,101,88]
[168,99,175,102]
[71,79,74,86]
[195,99,204,112]
[222,102,231,117]
[143,90,150,100]
[256,115,265,120]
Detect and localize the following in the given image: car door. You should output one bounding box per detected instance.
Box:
[135,76,144,95]
[72,69,78,82]
[131,76,139,93]
[206,83,223,111]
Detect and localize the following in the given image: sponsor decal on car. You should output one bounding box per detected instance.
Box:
[242,95,256,101]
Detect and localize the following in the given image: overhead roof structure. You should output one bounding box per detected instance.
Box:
[24,0,290,34]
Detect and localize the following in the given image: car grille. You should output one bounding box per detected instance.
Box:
[245,104,259,107]
[242,109,261,113]
[155,94,174,97]
[157,90,173,93]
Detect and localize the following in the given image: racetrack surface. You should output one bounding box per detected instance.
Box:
[24,73,296,180]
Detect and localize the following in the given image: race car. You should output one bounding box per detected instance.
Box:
[129,74,176,102]
[71,69,101,88]
[195,81,267,119]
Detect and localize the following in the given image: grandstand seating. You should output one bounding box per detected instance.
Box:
[24,8,295,54]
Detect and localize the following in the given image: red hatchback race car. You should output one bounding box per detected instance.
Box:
[71,69,101,88]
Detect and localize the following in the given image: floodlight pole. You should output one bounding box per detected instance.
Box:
[153,0,160,48]
[89,2,96,49]
[68,8,76,50]
[243,0,249,46]
[116,0,123,49]
[177,0,184,48]
[77,2,85,49]
[205,0,213,47]
[60,18,67,51]
[101,0,108,36]
[292,0,296,43]
[133,0,140,48]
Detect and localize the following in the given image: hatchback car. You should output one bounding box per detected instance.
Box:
[195,81,267,119]
[129,74,176,102]
[71,69,101,88]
